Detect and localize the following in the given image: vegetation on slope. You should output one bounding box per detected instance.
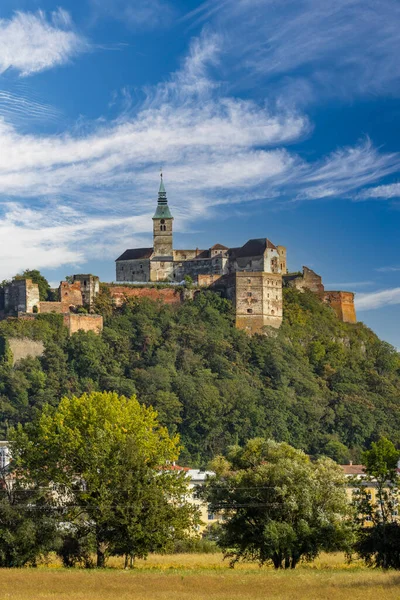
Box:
[0,288,399,464]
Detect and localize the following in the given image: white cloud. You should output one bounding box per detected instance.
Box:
[358,183,400,199]
[0,9,87,76]
[356,288,400,311]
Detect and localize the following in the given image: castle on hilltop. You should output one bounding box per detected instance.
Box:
[116,175,357,333]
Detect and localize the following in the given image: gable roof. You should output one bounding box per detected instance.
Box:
[116,248,153,261]
[210,243,229,250]
[341,464,365,475]
[229,238,277,259]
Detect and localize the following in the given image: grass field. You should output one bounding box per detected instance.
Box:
[0,554,399,600]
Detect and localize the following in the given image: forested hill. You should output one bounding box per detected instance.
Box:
[0,288,399,465]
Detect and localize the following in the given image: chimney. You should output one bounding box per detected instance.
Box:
[349,461,353,466]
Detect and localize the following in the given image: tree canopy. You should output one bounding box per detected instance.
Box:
[202,438,352,568]
[10,391,199,567]
[0,288,399,464]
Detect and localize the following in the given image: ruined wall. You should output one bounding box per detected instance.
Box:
[321,291,357,323]
[64,314,103,335]
[38,301,66,314]
[59,281,83,307]
[4,279,40,315]
[105,285,182,307]
[284,267,325,294]
[72,275,100,308]
[7,337,44,365]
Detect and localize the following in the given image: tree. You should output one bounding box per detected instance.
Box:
[353,437,400,569]
[10,391,199,568]
[14,270,52,301]
[0,453,58,567]
[203,438,352,568]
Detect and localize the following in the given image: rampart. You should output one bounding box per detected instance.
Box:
[321,291,357,324]
[7,337,44,366]
[105,285,182,307]
[64,314,104,335]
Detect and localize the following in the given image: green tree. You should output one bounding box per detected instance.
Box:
[203,438,352,568]
[353,437,400,569]
[11,391,199,568]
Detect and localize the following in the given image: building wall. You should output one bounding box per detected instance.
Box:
[322,291,357,323]
[149,260,175,282]
[116,259,151,283]
[105,285,182,307]
[235,272,283,333]
[64,314,103,335]
[277,246,287,274]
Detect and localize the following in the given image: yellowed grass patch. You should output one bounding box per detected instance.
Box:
[0,553,399,599]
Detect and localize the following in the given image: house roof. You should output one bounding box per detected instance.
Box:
[116,248,153,261]
[229,238,277,258]
[211,243,229,250]
[341,464,365,475]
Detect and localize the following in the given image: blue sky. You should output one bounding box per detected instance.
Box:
[0,0,399,347]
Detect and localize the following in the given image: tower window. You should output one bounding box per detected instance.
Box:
[247,292,252,297]
[247,308,253,314]
[160,224,166,231]
[160,219,165,224]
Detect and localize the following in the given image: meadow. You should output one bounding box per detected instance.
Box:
[0,554,399,600]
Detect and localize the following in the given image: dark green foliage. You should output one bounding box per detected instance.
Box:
[0,289,399,462]
[354,523,400,569]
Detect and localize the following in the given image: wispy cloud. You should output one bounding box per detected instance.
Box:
[358,183,400,200]
[89,0,177,31]
[0,9,88,76]
[356,288,400,311]
[186,0,400,100]
[376,266,400,273]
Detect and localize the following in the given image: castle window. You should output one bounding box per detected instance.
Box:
[247,278,251,284]
[84,280,87,286]
[271,310,275,315]
[160,219,165,224]
[247,292,252,297]
[140,264,143,269]
[247,308,253,314]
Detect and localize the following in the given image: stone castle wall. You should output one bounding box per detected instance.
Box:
[321,291,357,324]
[7,337,45,365]
[105,285,182,307]
[64,314,104,335]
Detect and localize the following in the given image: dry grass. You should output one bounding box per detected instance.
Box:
[0,554,399,600]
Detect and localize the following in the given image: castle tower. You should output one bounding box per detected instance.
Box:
[153,173,173,258]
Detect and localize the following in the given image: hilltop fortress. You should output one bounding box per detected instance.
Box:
[0,175,356,337]
[115,175,356,333]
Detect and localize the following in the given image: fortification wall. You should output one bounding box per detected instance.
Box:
[321,291,357,323]
[7,337,44,365]
[106,285,182,307]
[38,301,66,314]
[64,314,103,335]
[284,267,325,294]
[59,281,83,307]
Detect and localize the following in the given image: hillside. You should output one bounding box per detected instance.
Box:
[0,289,399,464]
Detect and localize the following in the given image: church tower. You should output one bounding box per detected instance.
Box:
[153,173,173,258]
